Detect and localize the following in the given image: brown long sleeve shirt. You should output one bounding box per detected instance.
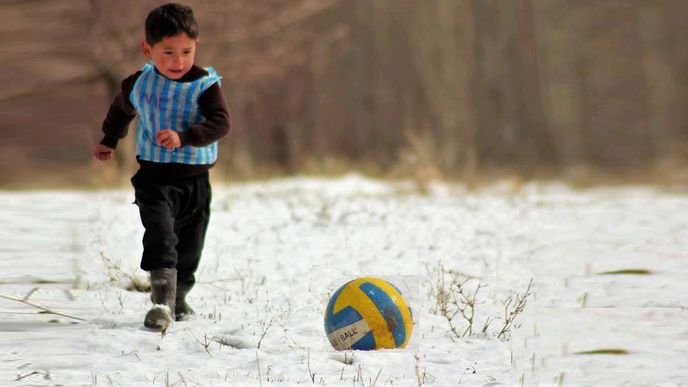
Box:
[100,64,230,179]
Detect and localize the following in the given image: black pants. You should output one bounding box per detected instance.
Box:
[131,170,211,289]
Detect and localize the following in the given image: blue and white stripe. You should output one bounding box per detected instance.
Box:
[129,63,222,165]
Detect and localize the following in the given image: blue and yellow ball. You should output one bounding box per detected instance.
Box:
[324,277,413,351]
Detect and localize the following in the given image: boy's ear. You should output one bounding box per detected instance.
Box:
[140,40,152,58]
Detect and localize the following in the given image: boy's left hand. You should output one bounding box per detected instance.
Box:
[156,129,181,150]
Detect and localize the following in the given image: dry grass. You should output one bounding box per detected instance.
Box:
[559,157,688,189]
[596,269,652,275]
[3,152,688,192]
[433,265,533,341]
[573,349,629,356]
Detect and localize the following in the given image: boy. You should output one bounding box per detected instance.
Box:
[93,3,230,331]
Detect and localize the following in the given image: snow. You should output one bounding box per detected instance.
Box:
[0,174,686,386]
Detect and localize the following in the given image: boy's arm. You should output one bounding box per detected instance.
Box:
[100,72,141,149]
[178,83,231,147]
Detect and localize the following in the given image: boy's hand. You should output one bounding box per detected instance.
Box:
[156,129,181,150]
[93,144,115,161]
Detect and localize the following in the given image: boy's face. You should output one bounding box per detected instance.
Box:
[141,33,198,80]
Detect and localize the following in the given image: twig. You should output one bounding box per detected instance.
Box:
[257,316,275,349]
[273,318,303,349]
[178,371,189,387]
[414,353,424,387]
[99,251,149,292]
[120,351,141,361]
[256,350,263,387]
[497,279,533,340]
[194,334,214,358]
[256,307,296,349]
[98,291,123,315]
[23,287,39,301]
[436,263,533,340]
[198,277,242,285]
[436,274,483,339]
[307,348,316,383]
[0,294,85,322]
[370,369,382,387]
[15,370,49,381]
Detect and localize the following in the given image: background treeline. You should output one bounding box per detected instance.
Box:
[2,0,688,187]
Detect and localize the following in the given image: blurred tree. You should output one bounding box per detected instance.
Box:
[3,0,688,187]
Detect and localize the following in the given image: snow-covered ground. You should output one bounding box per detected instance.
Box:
[0,174,686,386]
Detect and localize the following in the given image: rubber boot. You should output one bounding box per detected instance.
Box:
[144,268,176,331]
[175,282,195,321]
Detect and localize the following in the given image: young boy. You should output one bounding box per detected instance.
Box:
[93,3,230,331]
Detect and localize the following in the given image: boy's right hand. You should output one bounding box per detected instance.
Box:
[93,144,115,161]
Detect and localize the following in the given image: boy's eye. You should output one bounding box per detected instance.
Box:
[164,52,174,55]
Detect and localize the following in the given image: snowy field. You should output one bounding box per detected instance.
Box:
[1,174,687,386]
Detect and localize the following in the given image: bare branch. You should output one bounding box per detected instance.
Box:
[497,279,533,340]
[0,294,86,322]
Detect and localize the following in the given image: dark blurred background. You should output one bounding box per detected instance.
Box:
[2,0,688,188]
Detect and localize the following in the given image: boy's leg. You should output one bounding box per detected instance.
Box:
[174,173,211,320]
[144,267,176,330]
[132,173,180,329]
[175,209,209,291]
[134,184,179,271]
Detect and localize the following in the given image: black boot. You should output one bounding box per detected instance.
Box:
[144,268,176,331]
[175,282,195,321]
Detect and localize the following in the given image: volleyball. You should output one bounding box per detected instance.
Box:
[324,277,413,351]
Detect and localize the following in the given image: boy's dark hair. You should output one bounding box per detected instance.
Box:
[145,3,198,45]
